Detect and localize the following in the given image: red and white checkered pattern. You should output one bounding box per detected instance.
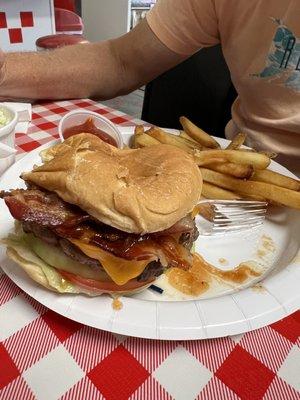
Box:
[0,100,299,400]
[14,99,142,157]
[0,1,55,52]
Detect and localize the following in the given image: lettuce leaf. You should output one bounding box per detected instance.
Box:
[2,230,79,294]
[40,261,79,293]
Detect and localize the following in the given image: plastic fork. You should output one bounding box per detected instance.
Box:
[195,200,267,235]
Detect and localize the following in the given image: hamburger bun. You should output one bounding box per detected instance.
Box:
[22,133,202,234]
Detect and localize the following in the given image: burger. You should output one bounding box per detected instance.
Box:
[0,133,202,296]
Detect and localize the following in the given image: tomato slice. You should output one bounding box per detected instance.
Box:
[59,270,154,293]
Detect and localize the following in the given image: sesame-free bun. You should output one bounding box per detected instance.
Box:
[22,133,202,233]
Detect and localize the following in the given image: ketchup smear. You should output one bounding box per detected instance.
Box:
[63,117,118,147]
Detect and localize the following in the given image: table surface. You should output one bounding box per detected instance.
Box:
[0,99,299,400]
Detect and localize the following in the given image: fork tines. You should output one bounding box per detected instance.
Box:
[210,200,267,234]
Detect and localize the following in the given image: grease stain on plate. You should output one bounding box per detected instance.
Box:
[166,254,260,297]
[219,257,229,266]
[112,296,123,311]
[150,233,277,301]
[256,235,276,260]
[251,283,267,293]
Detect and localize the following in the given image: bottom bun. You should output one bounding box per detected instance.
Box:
[5,244,154,297]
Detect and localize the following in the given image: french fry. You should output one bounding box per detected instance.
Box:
[192,202,215,222]
[131,124,146,146]
[252,169,300,191]
[179,130,199,144]
[259,151,278,159]
[202,182,241,200]
[200,168,300,209]
[194,149,270,169]
[240,148,256,152]
[234,148,277,158]
[180,130,210,151]
[177,136,203,151]
[134,125,144,135]
[146,127,200,153]
[207,162,253,179]
[134,133,160,148]
[240,193,267,202]
[226,133,247,150]
[179,116,220,148]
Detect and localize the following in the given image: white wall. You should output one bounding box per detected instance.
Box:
[82,0,131,42]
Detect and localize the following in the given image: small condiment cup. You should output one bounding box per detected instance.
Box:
[0,105,18,148]
[0,142,17,176]
[58,109,124,148]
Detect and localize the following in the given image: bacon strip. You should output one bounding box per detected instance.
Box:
[1,188,197,267]
[1,189,90,227]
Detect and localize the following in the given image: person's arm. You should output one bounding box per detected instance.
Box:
[0,20,186,101]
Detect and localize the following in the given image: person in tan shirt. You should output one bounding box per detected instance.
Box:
[147,0,300,174]
[0,0,299,173]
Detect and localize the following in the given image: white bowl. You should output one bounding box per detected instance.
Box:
[0,105,18,148]
[0,142,17,176]
[58,110,124,148]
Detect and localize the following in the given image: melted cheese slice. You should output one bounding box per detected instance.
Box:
[70,239,155,285]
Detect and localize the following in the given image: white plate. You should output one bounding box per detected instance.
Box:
[0,128,299,340]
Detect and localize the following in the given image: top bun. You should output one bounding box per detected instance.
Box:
[22,133,202,233]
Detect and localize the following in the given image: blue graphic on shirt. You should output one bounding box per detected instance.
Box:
[253,18,300,91]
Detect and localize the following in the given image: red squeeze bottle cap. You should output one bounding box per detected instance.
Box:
[55,8,83,33]
[36,34,89,50]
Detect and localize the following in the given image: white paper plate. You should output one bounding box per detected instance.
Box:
[0,129,299,340]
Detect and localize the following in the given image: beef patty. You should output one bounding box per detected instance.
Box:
[22,221,165,282]
[22,219,198,282]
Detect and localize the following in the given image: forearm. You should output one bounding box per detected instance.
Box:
[0,41,126,101]
[0,20,185,102]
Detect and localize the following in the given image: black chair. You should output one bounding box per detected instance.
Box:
[142,45,237,138]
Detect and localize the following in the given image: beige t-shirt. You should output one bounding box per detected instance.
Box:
[147,0,300,174]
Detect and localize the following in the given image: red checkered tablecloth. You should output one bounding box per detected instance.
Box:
[0,99,300,400]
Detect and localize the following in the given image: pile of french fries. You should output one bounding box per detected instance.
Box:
[131,116,300,209]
